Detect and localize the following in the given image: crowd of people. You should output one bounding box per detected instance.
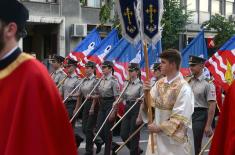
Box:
[0,0,234,155]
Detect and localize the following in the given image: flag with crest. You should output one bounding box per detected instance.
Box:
[206,36,235,91]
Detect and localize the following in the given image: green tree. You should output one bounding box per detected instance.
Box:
[202,14,235,50]
[162,0,191,49]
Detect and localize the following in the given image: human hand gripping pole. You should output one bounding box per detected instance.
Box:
[69,76,104,123]
[57,75,68,89]
[110,81,157,132]
[63,78,85,103]
[92,81,130,142]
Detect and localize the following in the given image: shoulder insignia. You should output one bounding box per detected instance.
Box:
[184,75,193,83]
[205,78,213,83]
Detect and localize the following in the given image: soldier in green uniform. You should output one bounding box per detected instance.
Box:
[188,55,217,155]
[120,63,143,155]
[50,55,66,85]
[96,61,120,155]
[74,61,103,155]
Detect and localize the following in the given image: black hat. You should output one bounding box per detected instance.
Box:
[85,61,96,68]
[0,0,29,30]
[128,63,140,71]
[188,55,206,65]
[52,55,65,63]
[153,63,160,70]
[102,61,113,68]
[66,58,78,66]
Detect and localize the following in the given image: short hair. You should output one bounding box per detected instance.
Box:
[0,19,25,41]
[160,49,181,70]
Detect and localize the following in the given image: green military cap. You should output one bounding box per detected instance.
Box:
[128,63,140,72]
[0,0,29,37]
[153,63,161,70]
[188,55,206,65]
[66,58,78,66]
[85,61,96,68]
[51,55,65,63]
[102,61,114,68]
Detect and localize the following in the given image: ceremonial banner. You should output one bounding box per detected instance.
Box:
[116,0,140,43]
[140,0,163,44]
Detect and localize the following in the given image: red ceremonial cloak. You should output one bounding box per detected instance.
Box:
[209,81,235,155]
[0,53,77,155]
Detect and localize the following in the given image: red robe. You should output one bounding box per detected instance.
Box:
[209,81,235,155]
[0,53,77,155]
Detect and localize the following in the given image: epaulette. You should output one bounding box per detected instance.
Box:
[184,75,193,83]
[205,78,213,83]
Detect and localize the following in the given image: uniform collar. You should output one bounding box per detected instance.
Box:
[86,74,95,80]
[105,73,112,80]
[131,78,140,84]
[0,47,21,70]
[68,72,77,78]
[55,67,64,74]
[164,72,181,84]
[194,73,205,81]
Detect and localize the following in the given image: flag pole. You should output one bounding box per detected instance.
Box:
[144,41,155,153]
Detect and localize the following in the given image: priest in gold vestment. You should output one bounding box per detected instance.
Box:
[141,49,195,155]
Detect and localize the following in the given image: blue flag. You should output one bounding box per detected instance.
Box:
[105,38,140,85]
[105,38,139,62]
[220,35,235,50]
[88,29,119,60]
[181,30,208,68]
[140,40,162,69]
[73,28,101,53]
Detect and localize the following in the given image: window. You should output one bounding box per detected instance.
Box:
[187,0,196,11]
[226,1,234,15]
[211,0,220,14]
[85,0,101,8]
[200,0,208,12]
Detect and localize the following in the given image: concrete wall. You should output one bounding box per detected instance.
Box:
[21,0,102,56]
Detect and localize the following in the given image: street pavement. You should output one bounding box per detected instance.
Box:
[75,121,210,155]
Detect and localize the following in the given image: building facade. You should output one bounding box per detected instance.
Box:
[20,0,235,59]
[20,0,111,60]
[180,0,235,51]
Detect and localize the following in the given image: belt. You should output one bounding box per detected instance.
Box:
[126,100,136,104]
[102,96,115,100]
[194,107,208,112]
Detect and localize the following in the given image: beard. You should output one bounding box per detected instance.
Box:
[0,27,5,52]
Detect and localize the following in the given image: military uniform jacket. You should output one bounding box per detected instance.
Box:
[78,74,98,97]
[51,68,67,85]
[98,73,120,98]
[61,72,81,100]
[189,74,216,108]
[123,78,143,102]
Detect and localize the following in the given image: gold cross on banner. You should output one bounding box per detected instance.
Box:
[146,4,157,24]
[124,7,133,25]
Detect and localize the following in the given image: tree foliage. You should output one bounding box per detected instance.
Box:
[161,0,191,49]
[202,14,235,50]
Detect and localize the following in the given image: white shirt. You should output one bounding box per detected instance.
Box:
[0,46,18,60]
